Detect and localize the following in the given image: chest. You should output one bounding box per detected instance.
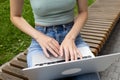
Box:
[30,0,76,15]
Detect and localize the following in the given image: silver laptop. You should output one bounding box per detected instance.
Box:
[23,51,120,80]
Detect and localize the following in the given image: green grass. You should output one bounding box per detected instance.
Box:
[88,0,96,6]
[0,0,34,65]
[0,0,95,66]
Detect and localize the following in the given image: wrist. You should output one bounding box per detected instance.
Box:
[33,31,45,41]
[65,35,76,41]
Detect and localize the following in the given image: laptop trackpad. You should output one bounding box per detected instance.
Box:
[62,68,82,75]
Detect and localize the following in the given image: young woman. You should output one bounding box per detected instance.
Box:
[10,0,100,80]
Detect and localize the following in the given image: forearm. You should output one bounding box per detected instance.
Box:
[66,11,88,40]
[10,16,44,40]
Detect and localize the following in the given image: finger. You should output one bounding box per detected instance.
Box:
[52,39,60,48]
[51,40,60,51]
[74,49,78,60]
[43,47,50,57]
[47,45,58,57]
[64,47,69,62]
[77,49,82,59]
[69,48,74,61]
[60,46,64,57]
[48,42,59,55]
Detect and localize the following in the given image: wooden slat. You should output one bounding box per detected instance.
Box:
[90,47,98,56]
[86,24,113,30]
[90,7,120,10]
[83,27,110,32]
[23,50,28,55]
[81,35,105,42]
[0,72,3,80]
[85,23,112,27]
[88,15,116,19]
[83,38,103,46]
[88,10,120,13]
[87,20,113,24]
[17,54,27,62]
[2,64,28,80]
[10,59,27,69]
[81,29,108,35]
[88,17,115,21]
[88,18,113,22]
[0,72,23,80]
[81,32,107,39]
[86,20,113,25]
[83,26,114,36]
[87,43,101,51]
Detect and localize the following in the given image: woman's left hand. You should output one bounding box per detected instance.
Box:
[60,37,82,61]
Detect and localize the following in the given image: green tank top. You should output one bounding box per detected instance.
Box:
[30,0,76,26]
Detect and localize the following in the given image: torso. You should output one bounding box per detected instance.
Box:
[30,0,76,26]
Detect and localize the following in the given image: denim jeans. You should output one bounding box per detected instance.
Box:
[27,22,100,80]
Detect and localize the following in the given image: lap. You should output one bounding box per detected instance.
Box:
[26,23,100,79]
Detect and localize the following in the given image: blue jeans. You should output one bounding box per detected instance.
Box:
[27,22,100,80]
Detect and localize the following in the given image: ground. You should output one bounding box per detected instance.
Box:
[100,18,120,80]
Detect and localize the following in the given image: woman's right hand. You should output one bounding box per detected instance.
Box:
[36,34,60,58]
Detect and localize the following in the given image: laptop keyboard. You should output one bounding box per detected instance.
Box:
[35,55,92,66]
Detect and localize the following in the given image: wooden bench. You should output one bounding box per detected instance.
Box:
[0,0,120,80]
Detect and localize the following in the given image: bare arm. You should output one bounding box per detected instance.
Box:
[66,0,88,39]
[10,0,60,57]
[10,0,43,40]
